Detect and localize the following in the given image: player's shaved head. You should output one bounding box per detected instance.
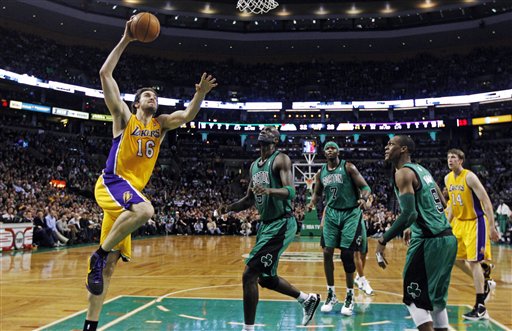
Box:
[395,135,416,155]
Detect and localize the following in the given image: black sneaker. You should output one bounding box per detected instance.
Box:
[85,252,107,295]
[301,293,320,326]
[462,304,490,321]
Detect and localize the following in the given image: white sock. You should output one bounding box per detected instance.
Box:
[243,324,255,331]
[359,276,366,282]
[355,273,360,280]
[327,286,335,293]
[297,291,309,303]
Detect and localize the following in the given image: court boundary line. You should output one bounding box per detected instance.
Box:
[36,289,511,330]
[126,295,403,303]
[100,295,512,331]
[33,295,124,331]
[119,297,512,331]
[98,285,240,330]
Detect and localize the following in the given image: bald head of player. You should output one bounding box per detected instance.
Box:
[385,135,415,167]
[258,126,279,145]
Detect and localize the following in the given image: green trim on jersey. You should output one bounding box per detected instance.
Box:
[320,160,358,210]
[250,151,293,222]
[393,163,451,238]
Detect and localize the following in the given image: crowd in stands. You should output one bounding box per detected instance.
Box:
[1,124,511,249]
[1,27,512,104]
[1,25,511,249]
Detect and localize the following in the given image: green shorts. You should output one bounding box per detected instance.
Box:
[246,216,297,277]
[321,214,367,254]
[403,233,457,310]
[322,206,363,250]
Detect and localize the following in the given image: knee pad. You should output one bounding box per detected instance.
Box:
[432,308,449,329]
[258,276,279,290]
[340,249,356,273]
[406,303,432,328]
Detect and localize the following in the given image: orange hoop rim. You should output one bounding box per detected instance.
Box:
[304,177,315,190]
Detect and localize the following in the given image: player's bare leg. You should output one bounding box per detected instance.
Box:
[84,251,121,329]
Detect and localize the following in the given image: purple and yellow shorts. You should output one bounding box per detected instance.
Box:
[94,174,149,261]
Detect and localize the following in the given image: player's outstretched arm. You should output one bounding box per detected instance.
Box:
[158,73,217,131]
[99,18,136,135]
[218,179,255,215]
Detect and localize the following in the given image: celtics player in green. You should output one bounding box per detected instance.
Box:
[217,126,320,331]
[377,135,457,331]
[307,141,372,316]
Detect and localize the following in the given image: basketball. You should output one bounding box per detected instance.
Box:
[130,12,160,43]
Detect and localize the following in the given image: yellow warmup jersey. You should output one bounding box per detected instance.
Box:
[446,169,484,221]
[103,114,162,191]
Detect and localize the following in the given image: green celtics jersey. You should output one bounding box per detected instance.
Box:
[250,151,292,222]
[320,160,359,210]
[394,163,451,238]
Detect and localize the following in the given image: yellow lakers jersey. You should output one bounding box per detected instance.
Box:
[446,169,484,221]
[103,115,162,191]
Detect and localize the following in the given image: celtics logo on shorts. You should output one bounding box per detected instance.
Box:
[407,282,421,299]
[261,253,273,267]
[356,235,362,246]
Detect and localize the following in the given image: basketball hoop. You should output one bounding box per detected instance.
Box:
[236,0,279,14]
[305,177,315,192]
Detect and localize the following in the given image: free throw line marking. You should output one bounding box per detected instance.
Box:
[179,314,206,321]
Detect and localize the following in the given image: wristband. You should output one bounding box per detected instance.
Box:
[360,185,371,192]
[283,186,296,199]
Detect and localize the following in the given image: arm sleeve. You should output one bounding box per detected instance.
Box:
[382,193,417,244]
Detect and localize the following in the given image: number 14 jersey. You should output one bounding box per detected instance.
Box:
[445,169,483,221]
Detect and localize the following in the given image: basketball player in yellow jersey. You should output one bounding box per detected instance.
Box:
[83,17,217,331]
[444,148,499,321]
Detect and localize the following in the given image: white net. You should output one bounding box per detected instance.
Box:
[305,177,315,192]
[236,0,279,14]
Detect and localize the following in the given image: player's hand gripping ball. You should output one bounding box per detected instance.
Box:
[130,12,160,43]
